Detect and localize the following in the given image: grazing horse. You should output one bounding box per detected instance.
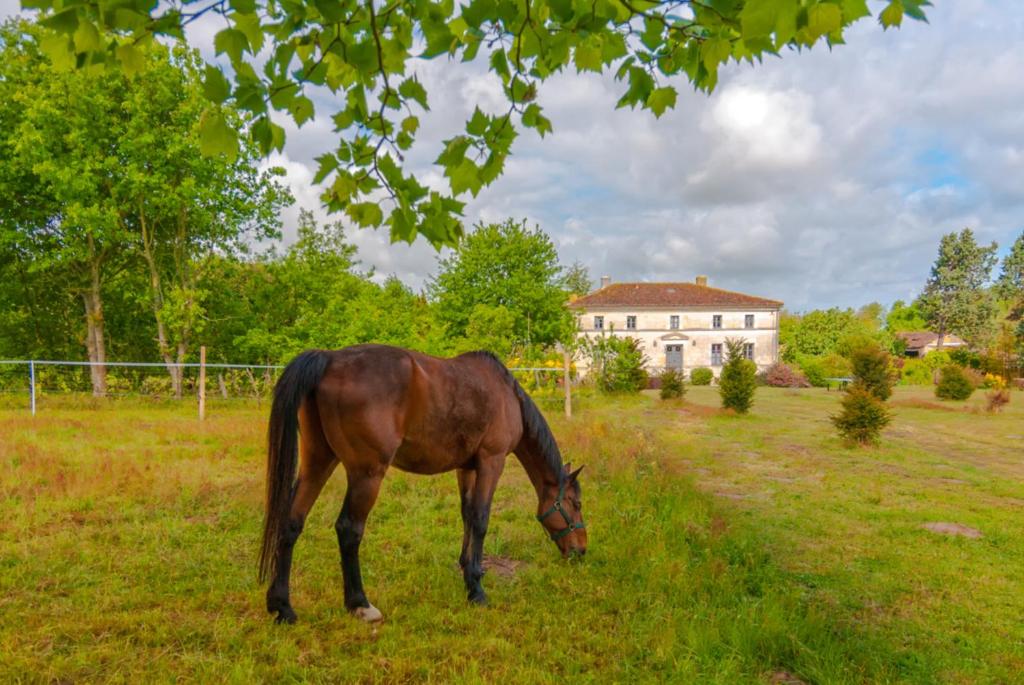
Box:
[258,344,587,624]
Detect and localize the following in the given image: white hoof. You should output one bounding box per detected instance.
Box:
[352,604,383,623]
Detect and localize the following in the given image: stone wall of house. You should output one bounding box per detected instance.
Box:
[575,308,780,378]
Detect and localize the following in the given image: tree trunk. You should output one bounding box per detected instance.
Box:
[83,239,107,397]
[139,208,184,398]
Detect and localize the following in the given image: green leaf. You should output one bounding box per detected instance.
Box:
[879,1,903,28]
[313,153,338,184]
[202,65,231,103]
[700,37,732,69]
[289,95,315,125]
[807,3,843,40]
[740,1,777,38]
[199,109,240,160]
[466,107,488,136]
[398,77,429,110]
[214,28,248,62]
[314,0,348,21]
[250,116,286,154]
[115,43,146,76]
[646,86,677,118]
[840,0,871,22]
[522,103,552,137]
[73,20,102,53]
[489,49,510,81]
[347,202,384,227]
[233,13,264,54]
[401,116,419,134]
[39,33,75,70]
[574,41,602,72]
[41,8,79,33]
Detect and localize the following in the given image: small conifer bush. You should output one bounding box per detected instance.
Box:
[659,369,686,400]
[690,367,713,386]
[849,343,895,400]
[832,385,892,445]
[935,365,975,401]
[719,339,757,414]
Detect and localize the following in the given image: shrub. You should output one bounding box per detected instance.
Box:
[831,385,892,445]
[982,373,1007,389]
[658,369,686,400]
[849,343,895,401]
[985,389,1011,413]
[761,362,811,388]
[588,336,648,394]
[921,350,952,374]
[797,353,852,388]
[899,359,933,386]
[690,367,713,386]
[935,365,975,401]
[719,339,757,414]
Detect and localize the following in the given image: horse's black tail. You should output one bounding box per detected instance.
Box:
[258,350,330,584]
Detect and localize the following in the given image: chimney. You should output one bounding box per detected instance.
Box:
[695,275,708,287]
[600,275,611,289]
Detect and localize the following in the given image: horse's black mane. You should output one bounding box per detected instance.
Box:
[467,350,566,485]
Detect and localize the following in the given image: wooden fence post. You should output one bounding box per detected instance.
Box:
[198,346,207,421]
[29,360,36,417]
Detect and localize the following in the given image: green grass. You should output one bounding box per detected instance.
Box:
[0,387,1021,683]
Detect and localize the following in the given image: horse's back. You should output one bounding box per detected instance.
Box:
[311,345,522,473]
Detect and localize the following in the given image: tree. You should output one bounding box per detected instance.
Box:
[429,219,570,349]
[563,261,592,297]
[918,228,998,349]
[0,20,290,395]
[885,299,927,333]
[996,231,1024,319]
[25,0,930,247]
[119,45,289,396]
[719,338,756,413]
[1,20,134,394]
[453,304,518,359]
[856,302,885,331]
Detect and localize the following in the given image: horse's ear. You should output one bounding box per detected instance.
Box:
[563,461,572,473]
[569,465,585,481]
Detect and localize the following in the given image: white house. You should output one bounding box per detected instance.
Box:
[570,276,783,378]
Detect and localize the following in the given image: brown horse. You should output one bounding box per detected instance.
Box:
[258,344,587,624]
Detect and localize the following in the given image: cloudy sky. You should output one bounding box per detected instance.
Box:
[4,1,1023,310]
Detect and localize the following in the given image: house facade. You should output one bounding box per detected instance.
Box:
[570,276,783,378]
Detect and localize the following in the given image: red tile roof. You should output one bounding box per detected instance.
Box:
[895,331,967,350]
[569,282,782,309]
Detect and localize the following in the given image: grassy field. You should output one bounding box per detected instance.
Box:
[1,386,1022,683]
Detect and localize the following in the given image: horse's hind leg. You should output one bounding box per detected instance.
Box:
[266,404,337,624]
[335,467,385,622]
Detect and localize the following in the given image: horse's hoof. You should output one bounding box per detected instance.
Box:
[274,608,297,625]
[468,592,488,606]
[352,603,383,623]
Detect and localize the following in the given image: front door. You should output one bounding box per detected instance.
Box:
[665,344,683,370]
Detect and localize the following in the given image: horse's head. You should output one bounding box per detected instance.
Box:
[536,464,587,558]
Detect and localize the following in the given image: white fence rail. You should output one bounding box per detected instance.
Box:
[0,349,575,419]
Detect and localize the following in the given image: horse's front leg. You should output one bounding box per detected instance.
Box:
[335,468,385,622]
[461,453,506,605]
